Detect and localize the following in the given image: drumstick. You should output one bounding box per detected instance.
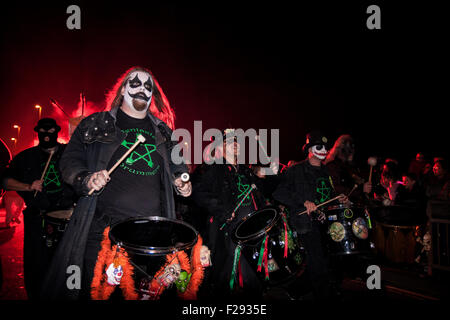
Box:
[88,134,146,195]
[34,150,55,197]
[220,184,256,230]
[296,195,343,216]
[255,135,287,170]
[367,157,377,184]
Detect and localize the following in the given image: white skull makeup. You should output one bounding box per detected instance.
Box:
[106,263,124,286]
[311,145,328,160]
[123,71,153,112]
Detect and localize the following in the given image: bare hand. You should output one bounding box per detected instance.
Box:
[304,200,317,215]
[338,194,350,204]
[30,180,43,192]
[87,170,110,192]
[174,177,192,197]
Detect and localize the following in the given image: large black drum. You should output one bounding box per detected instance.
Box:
[108,216,198,299]
[325,204,373,255]
[231,207,305,285]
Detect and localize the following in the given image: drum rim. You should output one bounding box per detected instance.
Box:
[327,203,353,211]
[45,208,74,220]
[233,208,279,244]
[109,216,199,256]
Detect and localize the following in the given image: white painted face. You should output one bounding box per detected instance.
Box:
[311,145,328,160]
[123,71,153,112]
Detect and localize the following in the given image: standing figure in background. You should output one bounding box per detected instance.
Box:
[1,118,77,299]
[191,129,269,299]
[324,134,372,205]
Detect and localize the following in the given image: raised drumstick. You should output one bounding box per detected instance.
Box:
[34,150,55,197]
[367,157,377,184]
[88,134,146,195]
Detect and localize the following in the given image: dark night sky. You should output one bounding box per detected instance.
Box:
[1,1,448,172]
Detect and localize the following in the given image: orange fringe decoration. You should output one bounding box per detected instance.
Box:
[178,235,205,300]
[90,227,138,300]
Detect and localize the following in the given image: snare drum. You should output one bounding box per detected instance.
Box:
[108,216,199,300]
[231,207,305,285]
[325,204,372,255]
[42,209,73,248]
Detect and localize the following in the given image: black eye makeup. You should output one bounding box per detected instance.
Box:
[144,78,152,92]
[315,145,325,151]
[128,74,142,88]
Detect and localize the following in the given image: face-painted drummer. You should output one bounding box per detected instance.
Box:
[273,130,345,300]
[41,67,192,300]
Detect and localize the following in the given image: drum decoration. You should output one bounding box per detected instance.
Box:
[329,222,346,242]
[91,227,138,300]
[91,225,207,300]
[325,204,372,255]
[231,208,305,286]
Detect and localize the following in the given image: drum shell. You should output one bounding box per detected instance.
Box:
[42,209,73,248]
[108,216,198,298]
[373,221,419,264]
[231,208,305,285]
[325,205,371,255]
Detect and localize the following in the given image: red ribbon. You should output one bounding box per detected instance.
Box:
[238,258,243,288]
[251,192,258,210]
[283,219,288,258]
[263,235,269,280]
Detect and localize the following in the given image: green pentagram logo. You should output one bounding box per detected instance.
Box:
[316,177,331,204]
[237,174,252,206]
[121,137,157,168]
[43,162,61,188]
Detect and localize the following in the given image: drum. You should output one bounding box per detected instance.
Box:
[231,207,305,285]
[108,216,199,299]
[325,204,373,255]
[373,221,419,264]
[42,209,73,248]
[371,206,424,264]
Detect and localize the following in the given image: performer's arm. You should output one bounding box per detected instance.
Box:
[4,177,42,192]
[59,120,94,195]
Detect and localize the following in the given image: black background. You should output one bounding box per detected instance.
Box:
[1,1,448,173]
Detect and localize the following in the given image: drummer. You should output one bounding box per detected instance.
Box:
[273,130,347,300]
[191,128,271,299]
[1,118,77,300]
[41,66,192,300]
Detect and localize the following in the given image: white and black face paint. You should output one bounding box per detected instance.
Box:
[311,145,328,160]
[123,71,153,112]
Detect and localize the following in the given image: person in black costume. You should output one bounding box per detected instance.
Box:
[191,129,272,300]
[273,130,347,300]
[41,66,191,300]
[1,118,77,299]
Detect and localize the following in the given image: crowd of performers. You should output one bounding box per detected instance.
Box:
[1,66,448,301]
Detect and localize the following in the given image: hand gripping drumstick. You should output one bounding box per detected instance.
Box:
[88,134,146,195]
[296,184,357,216]
[220,184,256,230]
[34,150,55,197]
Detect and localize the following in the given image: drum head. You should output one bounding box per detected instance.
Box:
[233,208,279,244]
[109,216,198,256]
[46,209,73,220]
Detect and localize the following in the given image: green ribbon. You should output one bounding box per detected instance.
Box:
[257,236,267,271]
[229,245,242,290]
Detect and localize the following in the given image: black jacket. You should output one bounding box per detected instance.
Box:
[273,160,336,234]
[41,107,187,300]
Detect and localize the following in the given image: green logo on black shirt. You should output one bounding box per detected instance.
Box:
[119,128,160,176]
[42,161,63,194]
